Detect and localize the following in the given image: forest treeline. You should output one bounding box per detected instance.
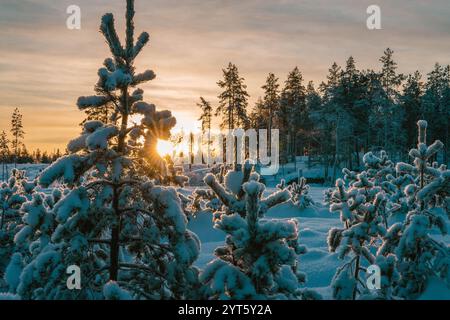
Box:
[197,48,449,171]
[0,108,63,169]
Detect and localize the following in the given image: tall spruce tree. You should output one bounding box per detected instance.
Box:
[262,73,280,157]
[0,131,9,181]
[249,97,265,129]
[198,97,212,135]
[197,97,212,163]
[278,67,306,160]
[422,63,450,163]
[378,48,404,156]
[359,70,385,152]
[340,56,363,169]
[441,66,450,164]
[400,71,423,152]
[305,81,322,156]
[262,73,280,127]
[318,62,346,181]
[216,63,250,130]
[10,108,24,168]
[81,100,116,126]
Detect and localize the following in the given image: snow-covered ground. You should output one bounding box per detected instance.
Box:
[189,185,450,300]
[189,186,342,299]
[4,163,450,299]
[0,163,47,182]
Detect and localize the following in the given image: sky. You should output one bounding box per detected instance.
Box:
[1,0,450,152]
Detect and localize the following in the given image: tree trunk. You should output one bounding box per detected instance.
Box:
[347,142,353,170]
[110,185,120,281]
[332,155,339,183]
[445,116,449,165]
[109,87,129,281]
[14,136,18,169]
[353,254,361,300]
[0,207,4,230]
[207,127,211,167]
[333,116,340,182]
[354,138,360,169]
[268,109,273,157]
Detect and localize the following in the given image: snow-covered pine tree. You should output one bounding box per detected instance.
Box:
[342,150,412,224]
[0,169,39,289]
[5,187,64,296]
[16,0,199,300]
[0,171,28,276]
[362,150,395,185]
[381,172,415,221]
[357,150,406,224]
[327,177,391,299]
[204,161,290,217]
[201,173,319,300]
[13,187,58,254]
[278,178,316,210]
[135,100,177,178]
[378,120,449,298]
[80,86,117,126]
[289,178,316,210]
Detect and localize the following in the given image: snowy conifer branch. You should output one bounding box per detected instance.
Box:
[204,165,290,217]
[6,0,201,300]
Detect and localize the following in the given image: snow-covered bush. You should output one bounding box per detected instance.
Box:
[0,171,28,278]
[14,0,200,300]
[380,173,415,220]
[328,120,449,300]
[323,187,333,206]
[327,177,390,299]
[14,192,56,251]
[201,174,320,299]
[361,151,395,185]
[210,164,226,184]
[1,186,63,296]
[0,170,38,282]
[204,161,291,217]
[161,156,189,187]
[279,178,316,210]
[342,152,403,223]
[377,120,449,298]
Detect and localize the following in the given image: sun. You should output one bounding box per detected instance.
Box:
[156,139,174,157]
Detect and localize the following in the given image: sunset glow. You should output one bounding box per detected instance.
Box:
[156,139,174,157]
[1,1,450,152]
